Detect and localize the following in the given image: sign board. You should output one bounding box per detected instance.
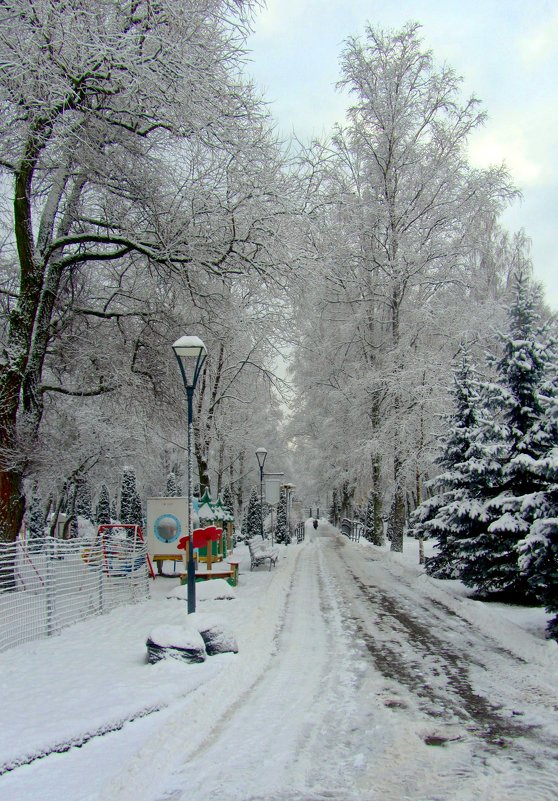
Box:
[264,479,282,506]
[146,497,189,559]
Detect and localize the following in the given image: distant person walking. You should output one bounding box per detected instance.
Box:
[308,517,319,542]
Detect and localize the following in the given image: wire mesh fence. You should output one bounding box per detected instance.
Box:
[0,527,150,653]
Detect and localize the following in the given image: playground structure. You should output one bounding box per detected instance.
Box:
[84,524,150,576]
[147,489,237,585]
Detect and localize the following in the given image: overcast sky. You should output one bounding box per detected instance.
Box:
[247,0,558,309]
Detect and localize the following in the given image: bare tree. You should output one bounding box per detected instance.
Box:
[290,23,515,549]
[0,0,287,541]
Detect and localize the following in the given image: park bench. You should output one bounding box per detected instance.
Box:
[247,537,279,571]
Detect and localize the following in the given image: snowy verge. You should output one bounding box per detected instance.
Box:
[354,535,557,666]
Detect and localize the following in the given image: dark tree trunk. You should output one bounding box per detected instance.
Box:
[371,454,384,544]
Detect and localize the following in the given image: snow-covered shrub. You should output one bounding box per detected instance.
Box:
[146,625,206,664]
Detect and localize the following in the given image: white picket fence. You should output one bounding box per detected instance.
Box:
[0,529,150,653]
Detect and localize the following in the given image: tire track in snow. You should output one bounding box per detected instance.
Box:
[328,532,558,801]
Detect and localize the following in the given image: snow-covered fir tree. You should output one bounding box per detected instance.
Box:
[74,473,93,522]
[26,483,45,551]
[518,383,558,639]
[165,472,181,497]
[519,488,558,640]
[120,467,143,526]
[364,491,384,546]
[411,351,500,579]
[274,488,290,544]
[465,278,556,599]
[221,485,235,520]
[95,484,111,526]
[245,486,262,540]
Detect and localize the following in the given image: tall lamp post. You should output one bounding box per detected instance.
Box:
[255,447,267,539]
[173,336,207,614]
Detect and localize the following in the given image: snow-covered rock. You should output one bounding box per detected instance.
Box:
[195,617,239,656]
[146,624,206,664]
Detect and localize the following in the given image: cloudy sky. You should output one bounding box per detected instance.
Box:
[247,0,558,309]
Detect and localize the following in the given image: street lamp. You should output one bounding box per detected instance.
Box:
[173,336,207,614]
[255,447,267,540]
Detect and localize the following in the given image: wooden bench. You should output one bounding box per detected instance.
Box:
[247,538,279,571]
[179,560,239,587]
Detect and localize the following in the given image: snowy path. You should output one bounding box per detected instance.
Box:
[134,528,364,801]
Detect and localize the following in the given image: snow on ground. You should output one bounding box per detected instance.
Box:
[0,521,556,801]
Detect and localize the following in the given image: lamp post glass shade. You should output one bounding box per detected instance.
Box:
[172,335,207,358]
[255,447,268,469]
[172,336,207,390]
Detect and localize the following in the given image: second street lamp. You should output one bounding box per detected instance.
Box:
[173,335,207,614]
[255,447,267,540]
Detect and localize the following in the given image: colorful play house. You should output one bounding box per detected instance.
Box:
[195,489,235,566]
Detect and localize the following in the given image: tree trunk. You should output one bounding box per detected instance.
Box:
[416,466,425,564]
[389,481,406,552]
[235,451,245,522]
[216,440,225,496]
[195,447,210,497]
[371,454,384,544]
[0,468,23,590]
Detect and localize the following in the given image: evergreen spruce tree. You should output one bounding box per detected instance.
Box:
[26,482,45,551]
[221,485,235,519]
[364,491,384,546]
[466,278,554,599]
[74,473,93,522]
[95,484,111,526]
[274,488,290,544]
[245,486,262,540]
[518,389,558,639]
[411,351,502,579]
[165,472,181,497]
[120,467,143,526]
[519,490,558,639]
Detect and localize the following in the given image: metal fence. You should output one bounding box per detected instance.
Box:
[294,522,305,543]
[340,518,364,542]
[0,528,150,653]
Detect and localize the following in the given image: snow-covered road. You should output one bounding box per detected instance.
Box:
[1,522,556,801]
